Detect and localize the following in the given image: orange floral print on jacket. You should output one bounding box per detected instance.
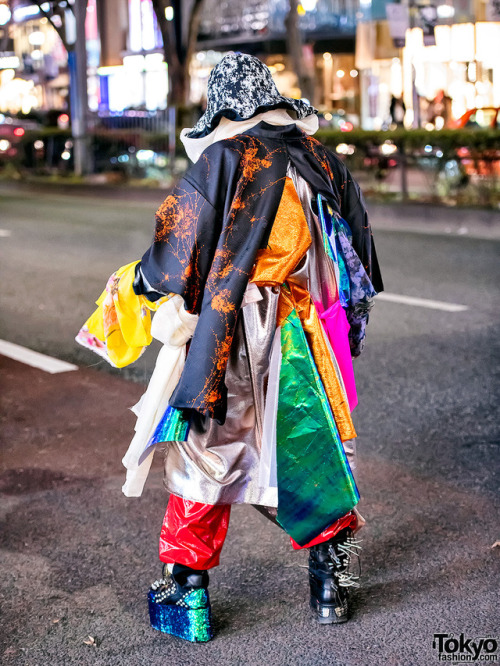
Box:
[134,123,383,422]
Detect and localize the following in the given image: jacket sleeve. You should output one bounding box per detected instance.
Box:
[133,176,221,314]
[339,167,384,295]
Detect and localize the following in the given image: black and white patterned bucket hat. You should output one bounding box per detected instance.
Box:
[186,52,317,139]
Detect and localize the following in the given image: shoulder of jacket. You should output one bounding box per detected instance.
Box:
[183,139,253,208]
[304,135,344,162]
[190,137,246,172]
[192,134,274,177]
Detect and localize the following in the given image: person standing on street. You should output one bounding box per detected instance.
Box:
[78,53,383,643]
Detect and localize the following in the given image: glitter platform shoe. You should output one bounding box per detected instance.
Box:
[148,564,214,642]
[308,528,361,624]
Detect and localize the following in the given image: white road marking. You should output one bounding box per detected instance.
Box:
[0,339,79,374]
[373,223,500,242]
[0,229,12,237]
[377,292,468,312]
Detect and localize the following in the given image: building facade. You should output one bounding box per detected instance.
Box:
[355,0,500,129]
[1,0,499,130]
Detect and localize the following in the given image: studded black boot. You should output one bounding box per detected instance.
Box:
[308,528,361,624]
[148,564,213,642]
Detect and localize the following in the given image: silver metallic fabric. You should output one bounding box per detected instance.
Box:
[289,165,337,309]
[162,167,357,507]
[289,166,350,404]
[163,286,279,506]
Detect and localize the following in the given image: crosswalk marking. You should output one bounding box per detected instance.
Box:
[377,292,468,312]
[0,339,79,374]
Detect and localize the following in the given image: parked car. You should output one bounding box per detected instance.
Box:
[452,107,500,130]
[0,113,40,159]
[449,108,500,177]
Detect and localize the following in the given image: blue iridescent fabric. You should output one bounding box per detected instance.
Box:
[318,194,377,307]
[317,197,350,307]
[146,405,190,454]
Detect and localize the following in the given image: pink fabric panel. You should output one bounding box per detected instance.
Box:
[315,301,358,412]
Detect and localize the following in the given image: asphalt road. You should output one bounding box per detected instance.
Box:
[1,183,499,666]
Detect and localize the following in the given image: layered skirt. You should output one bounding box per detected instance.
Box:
[158,167,361,545]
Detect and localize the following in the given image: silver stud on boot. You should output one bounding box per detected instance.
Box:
[308,528,362,624]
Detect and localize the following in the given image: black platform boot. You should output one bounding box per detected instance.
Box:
[148,564,213,642]
[308,528,361,624]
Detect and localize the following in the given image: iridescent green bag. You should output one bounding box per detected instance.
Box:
[276,308,359,546]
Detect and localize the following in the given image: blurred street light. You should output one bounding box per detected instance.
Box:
[0,4,11,25]
[301,0,318,10]
[58,113,70,129]
[436,4,455,19]
[28,31,46,46]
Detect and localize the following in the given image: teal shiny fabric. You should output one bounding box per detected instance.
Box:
[318,194,350,307]
[276,308,359,546]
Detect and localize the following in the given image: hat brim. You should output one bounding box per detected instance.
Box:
[186,97,317,139]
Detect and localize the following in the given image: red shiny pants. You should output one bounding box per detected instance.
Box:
[159,494,357,570]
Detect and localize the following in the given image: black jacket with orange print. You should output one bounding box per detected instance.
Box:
[134,122,383,423]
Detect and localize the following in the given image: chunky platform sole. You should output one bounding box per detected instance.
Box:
[148,590,214,642]
[310,596,348,625]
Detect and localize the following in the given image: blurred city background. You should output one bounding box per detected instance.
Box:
[0,0,499,205]
[1,3,499,665]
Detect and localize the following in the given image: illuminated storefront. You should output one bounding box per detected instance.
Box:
[1,0,168,115]
[355,2,500,129]
[98,53,168,112]
[403,22,500,127]
[0,0,100,115]
[0,12,67,114]
[97,0,168,112]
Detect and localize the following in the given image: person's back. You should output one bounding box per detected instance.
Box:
[79,53,383,642]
